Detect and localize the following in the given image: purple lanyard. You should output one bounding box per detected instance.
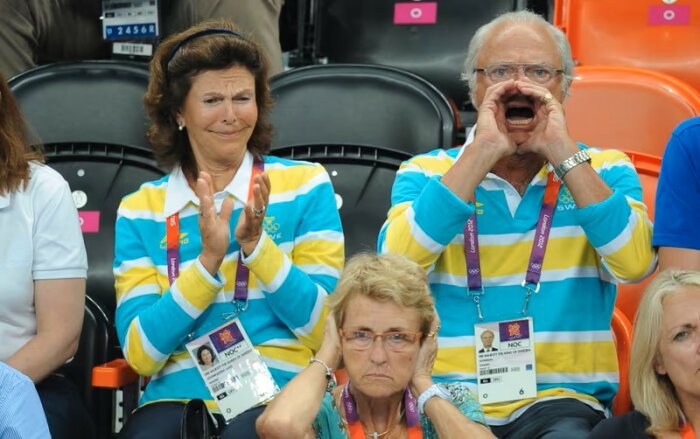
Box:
[166,157,264,313]
[464,172,561,320]
[341,383,420,427]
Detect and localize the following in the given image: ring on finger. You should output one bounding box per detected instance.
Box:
[253,205,266,218]
[542,92,554,104]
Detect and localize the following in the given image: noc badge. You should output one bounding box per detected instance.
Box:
[186,319,279,422]
[475,318,537,404]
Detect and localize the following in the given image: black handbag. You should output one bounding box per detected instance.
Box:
[180,399,217,439]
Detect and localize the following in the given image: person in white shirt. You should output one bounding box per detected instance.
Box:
[0,76,91,438]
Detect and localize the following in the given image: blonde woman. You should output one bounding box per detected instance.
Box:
[590,270,700,438]
[257,253,493,439]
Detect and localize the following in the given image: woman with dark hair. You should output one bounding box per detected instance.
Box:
[114,20,344,438]
[0,76,91,438]
[196,345,216,368]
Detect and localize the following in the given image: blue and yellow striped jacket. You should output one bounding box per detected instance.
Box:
[379,144,655,425]
[114,152,344,410]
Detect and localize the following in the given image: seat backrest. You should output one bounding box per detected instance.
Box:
[616,151,661,325]
[554,0,700,93]
[611,307,633,415]
[59,295,114,439]
[45,142,165,316]
[8,61,150,150]
[564,66,700,156]
[315,0,525,108]
[269,64,456,154]
[273,144,410,257]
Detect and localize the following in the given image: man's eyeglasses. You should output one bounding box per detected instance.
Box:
[474,63,564,84]
[340,329,422,352]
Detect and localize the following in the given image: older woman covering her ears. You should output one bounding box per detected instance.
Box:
[257,253,494,439]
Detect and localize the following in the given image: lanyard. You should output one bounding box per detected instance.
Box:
[464,172,561,320]
[681,423,696,439]
[166,157,264,313]
[342,384,422,439]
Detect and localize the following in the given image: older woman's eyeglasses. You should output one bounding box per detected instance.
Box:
[474,63,564,84]
[340,329,422,352]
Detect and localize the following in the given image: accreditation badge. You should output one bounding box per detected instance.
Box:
[475,318,537,404]
[186,319,279,422]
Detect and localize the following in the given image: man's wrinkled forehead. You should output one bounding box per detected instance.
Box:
[477,22,560,66]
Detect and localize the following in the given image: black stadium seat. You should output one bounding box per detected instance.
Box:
[273,143,410,257]
[58,296,113,439]
[8,60,150,150]
[43,142,165,318]
[315,0,526,110]
[270,64,456,153]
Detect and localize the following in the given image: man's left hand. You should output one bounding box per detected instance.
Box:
[516,81,580,166]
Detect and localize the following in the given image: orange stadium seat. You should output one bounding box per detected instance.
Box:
[554,0,700,93]
[616,151,661,325]
[611,307,633,415]
[564,66,700,156]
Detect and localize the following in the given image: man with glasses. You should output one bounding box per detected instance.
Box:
[379,10,655,438]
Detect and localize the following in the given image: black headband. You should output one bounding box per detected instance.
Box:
[165,28,246,74]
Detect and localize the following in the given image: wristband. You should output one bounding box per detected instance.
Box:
[417,383,452,414]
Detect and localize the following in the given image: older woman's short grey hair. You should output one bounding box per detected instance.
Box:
[461,10,575,107]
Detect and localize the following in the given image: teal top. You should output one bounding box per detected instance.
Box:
[312,382,488,438]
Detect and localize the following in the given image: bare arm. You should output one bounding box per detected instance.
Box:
[516,82,612,207]
[441,80,519,202]
[257,315,342,439]
[412,316,494,438]
[658,247,700,271]
[6,278,85,382]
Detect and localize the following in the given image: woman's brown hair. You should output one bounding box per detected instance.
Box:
[144,19,273,181]
[0,76,43,196]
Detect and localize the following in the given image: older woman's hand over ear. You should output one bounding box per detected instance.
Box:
[235,171,271,256]
[315,314,343,372]
[411,312,441,396]
[196,172,234,276]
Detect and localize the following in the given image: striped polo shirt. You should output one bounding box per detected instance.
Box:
[379,144,655,425]
[114,151,344,410]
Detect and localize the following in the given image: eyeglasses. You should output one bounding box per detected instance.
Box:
[474,63,564,84]
[340,329,422,352]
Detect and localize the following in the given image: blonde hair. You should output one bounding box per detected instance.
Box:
[630,270,700,436]
[327,253,435,338]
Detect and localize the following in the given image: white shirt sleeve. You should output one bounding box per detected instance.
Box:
[30,165,87,280]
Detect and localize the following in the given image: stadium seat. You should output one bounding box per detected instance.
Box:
[269,64,457,153]
[611,307,633,415]
[615,151,661,325]
[44,142,165,319]
[272,143,410,257]
[314,0,526,110]
[554,0,700,93]
[59,296,114,439]
[565,66,700,156]
[8,61,150,150]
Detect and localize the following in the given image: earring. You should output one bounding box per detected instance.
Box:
[178,123,185,131]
